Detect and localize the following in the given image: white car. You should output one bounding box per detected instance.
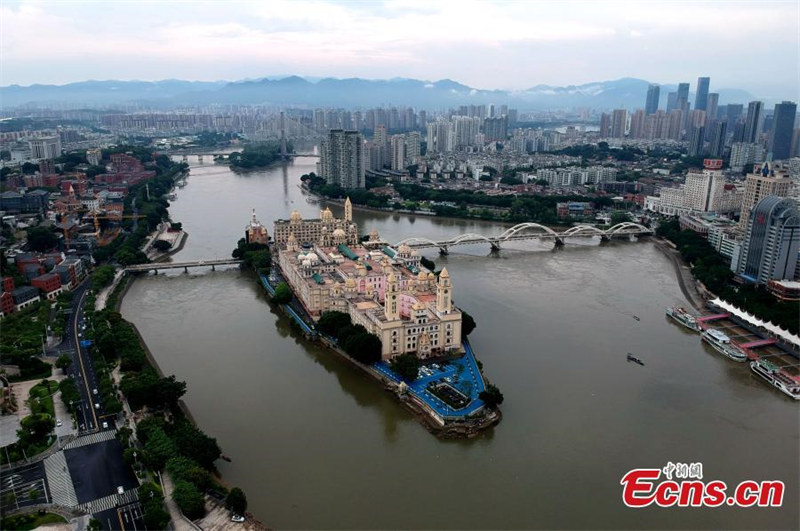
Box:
[117,486,124,495]
[102,421,108,429]
[231,515,245,523]
[56,420,62,427]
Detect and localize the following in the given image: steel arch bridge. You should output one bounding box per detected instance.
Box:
[392,222,651,253]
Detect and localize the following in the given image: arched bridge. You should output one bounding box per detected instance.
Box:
[124,259,242,274]
[393,222,651,254]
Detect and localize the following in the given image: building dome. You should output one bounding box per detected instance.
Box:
[297,253,307,261]
[427,272,435,280]
[321,207,334,221]
[398,243,412,255]
[417,271,427,281]
[410,250,419,257]
[412,301,426,311]
[345,277,356,288]
[302,259,312,267]
[370,229,380,240]
[333,228,346,238]
[290,210,302,222]
[306,252,319,262]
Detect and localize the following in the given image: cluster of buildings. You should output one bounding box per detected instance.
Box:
[0,253,87,317]
[672,162,799,295]
[271,204,464,360]
[599,77,799,164]
[529,165,618,187]
[644,159,744,216]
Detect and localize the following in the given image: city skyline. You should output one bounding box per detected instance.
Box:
[1,0,798,99]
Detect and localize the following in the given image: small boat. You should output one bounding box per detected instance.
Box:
[627,353,644,366]
[632,315,640,321]
[220,455,232,462]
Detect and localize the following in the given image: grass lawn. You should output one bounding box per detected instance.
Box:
[1,512,67,531]
[29,380,59,417]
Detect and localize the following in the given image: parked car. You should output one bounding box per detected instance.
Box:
[231,514,245,523]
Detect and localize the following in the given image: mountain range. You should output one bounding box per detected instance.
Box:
[0,76,763,111]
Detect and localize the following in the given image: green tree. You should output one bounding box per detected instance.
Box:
[18,414,54,443]
[343,332,382,364]
[91,265,116,291]
[173,479,205,519]
[226,487,248,516]
[479,383,504,409]
[272,282,292,304]
[143,427,177,470]
[420,256,435,271]
[26,226,59,252]
[153,240,172,252]
[610,211,629,225]
[462,311,476,337]
[317,311,352,337]
[390,354,420,381]
[56,354,72,372]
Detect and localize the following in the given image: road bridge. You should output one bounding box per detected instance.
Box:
[392,222,652,254]
[124,258,242,274]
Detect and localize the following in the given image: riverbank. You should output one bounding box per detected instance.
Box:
[652,238,708,311]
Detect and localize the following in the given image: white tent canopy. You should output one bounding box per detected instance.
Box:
[709,298,800,348]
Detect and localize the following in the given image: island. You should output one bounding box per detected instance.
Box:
[236,202,502,437]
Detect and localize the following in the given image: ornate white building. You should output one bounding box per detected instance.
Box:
[273,198,359,249]
[277,237,463,360]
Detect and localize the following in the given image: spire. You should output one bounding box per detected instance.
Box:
[344,196,353,222]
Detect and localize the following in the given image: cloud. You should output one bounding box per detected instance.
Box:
[0,0,797,98]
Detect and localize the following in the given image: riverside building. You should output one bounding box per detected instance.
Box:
[274,206,463,360]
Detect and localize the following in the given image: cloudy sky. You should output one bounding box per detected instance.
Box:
[1,0,798,98]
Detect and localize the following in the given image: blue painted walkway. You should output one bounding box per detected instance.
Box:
[375,342,486,418]
[259,273,315,336]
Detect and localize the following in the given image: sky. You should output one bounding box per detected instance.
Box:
[1,0,798,99]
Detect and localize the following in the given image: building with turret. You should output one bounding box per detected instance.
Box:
[273,198,359,249]
[245,209,269,244]
[277,233,463,360]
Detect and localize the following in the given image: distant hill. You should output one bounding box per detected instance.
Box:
[0,76,763,110]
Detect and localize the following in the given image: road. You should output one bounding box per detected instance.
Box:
[6,276,139,528]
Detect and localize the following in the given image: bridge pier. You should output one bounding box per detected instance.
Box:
[211,264,216,271]
[554,238,564,247]
[184,266,189,274]
[152,269,158,275]
[600,235,610,243]
[490,241,501,252]
[439,246,449,256]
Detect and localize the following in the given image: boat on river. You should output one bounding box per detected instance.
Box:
[666,306,700,332]
[701,329,747,362]
[750,359,800,400]
[627,353,644,366]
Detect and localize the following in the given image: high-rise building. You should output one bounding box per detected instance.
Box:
[769,101,797,161]
[688,126,705,156]
[730,143,765,172]
[743,101,764,143]
[666,92,678,113]
[390,135,406,171]
[319,130,365,189]
[599,113,611,137]
[645,84,660,115]
[629,109,646,138]
[726,104,744,125]
[791,128,800,158]
[706,93,719,121]
[611,109,627,138]
[694,77,710,111]
[28,137,61,160]
[667,109,683,140]
[483,116,508,141]
[677,83,690,108]
[739,163,793,230]
[736,196,800,283]
[683,168,725,211]
[709,121,728,158]
[406,132,421,161]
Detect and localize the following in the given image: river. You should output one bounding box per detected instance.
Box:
[120,156,798,530]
